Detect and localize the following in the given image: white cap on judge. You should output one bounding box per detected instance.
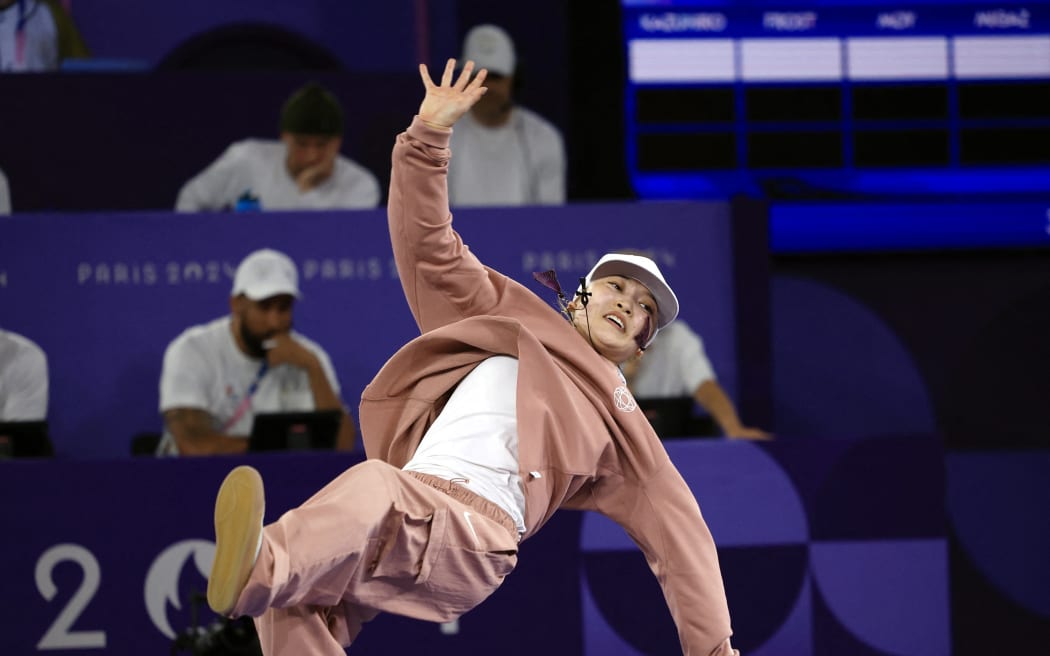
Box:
[231,248,301,300]
[461,24,516,76]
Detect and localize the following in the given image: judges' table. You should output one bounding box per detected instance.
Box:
[0,201,767,461]
[0,436,949,655]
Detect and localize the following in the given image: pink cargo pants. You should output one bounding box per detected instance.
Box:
[231,459,520,655]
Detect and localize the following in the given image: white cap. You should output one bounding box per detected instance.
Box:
[583,253,679,344]
[461,24,516,76]
[231,249,300,300]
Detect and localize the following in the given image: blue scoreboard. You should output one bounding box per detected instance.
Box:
[621,0,1050,200]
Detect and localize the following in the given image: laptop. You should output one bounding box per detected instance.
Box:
[248,410,342,452]
[636,397,719,439]
[0,421,55,459]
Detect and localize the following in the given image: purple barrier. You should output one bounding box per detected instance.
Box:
[0,437,949,655]
[0,201,757,459]
[771,274,937,440]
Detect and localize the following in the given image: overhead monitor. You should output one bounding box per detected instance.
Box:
[621,1,1050,200]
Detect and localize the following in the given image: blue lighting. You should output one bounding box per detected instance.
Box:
[770,200,1050,253]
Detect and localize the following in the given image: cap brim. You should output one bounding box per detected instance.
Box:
[240,285,301,301]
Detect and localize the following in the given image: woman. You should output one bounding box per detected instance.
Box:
[206,59,739,656]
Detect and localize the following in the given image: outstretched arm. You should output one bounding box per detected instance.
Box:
[694,380,772,440]
[389,59,517,333]
[595,463,736,654]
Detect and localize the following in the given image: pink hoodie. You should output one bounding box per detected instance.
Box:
[359,117,733,655]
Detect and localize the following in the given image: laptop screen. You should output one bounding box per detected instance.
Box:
[636,397,719,439]
[248,410,341,452]
[0,421,54,459]
[636,397,694,439]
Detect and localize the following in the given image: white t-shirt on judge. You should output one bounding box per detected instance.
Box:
[0,329,48,421]
[157,316,342,455]
[629,321,716,398]
[175,139,381,212]
[448,106,565,208]
[0,1,60,72]
[0,167,11,214]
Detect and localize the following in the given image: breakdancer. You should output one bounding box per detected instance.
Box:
[206,58,739,656]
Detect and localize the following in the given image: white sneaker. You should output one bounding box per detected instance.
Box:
[207,465,265,616]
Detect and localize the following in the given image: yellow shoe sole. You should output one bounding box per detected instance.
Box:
[207,465,265,616]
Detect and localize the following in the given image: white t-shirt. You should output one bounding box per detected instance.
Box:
[629,321,716,398]
[157,316,342,455]
[0,167,10,214]
[0,329,48,421]
[0,0,59,72]
[448,106,566,208]
[175,139,381,212]
[403,355,526,534]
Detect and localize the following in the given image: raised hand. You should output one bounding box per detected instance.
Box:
[263,333,316,370]
[417,58,488,129]
[294,161,331,192]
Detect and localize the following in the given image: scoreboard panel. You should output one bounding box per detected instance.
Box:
[621,1,1050,200]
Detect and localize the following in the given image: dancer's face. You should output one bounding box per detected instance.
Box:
[568,276,658,364]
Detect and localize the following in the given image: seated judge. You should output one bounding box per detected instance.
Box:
[175,82,381,212]
[156,248,355,455]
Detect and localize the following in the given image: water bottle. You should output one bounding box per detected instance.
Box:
[234,190,261,213]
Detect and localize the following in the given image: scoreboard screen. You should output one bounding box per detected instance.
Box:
[621,1,1050,202]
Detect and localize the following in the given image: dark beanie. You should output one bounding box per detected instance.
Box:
[280,82,344,136]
